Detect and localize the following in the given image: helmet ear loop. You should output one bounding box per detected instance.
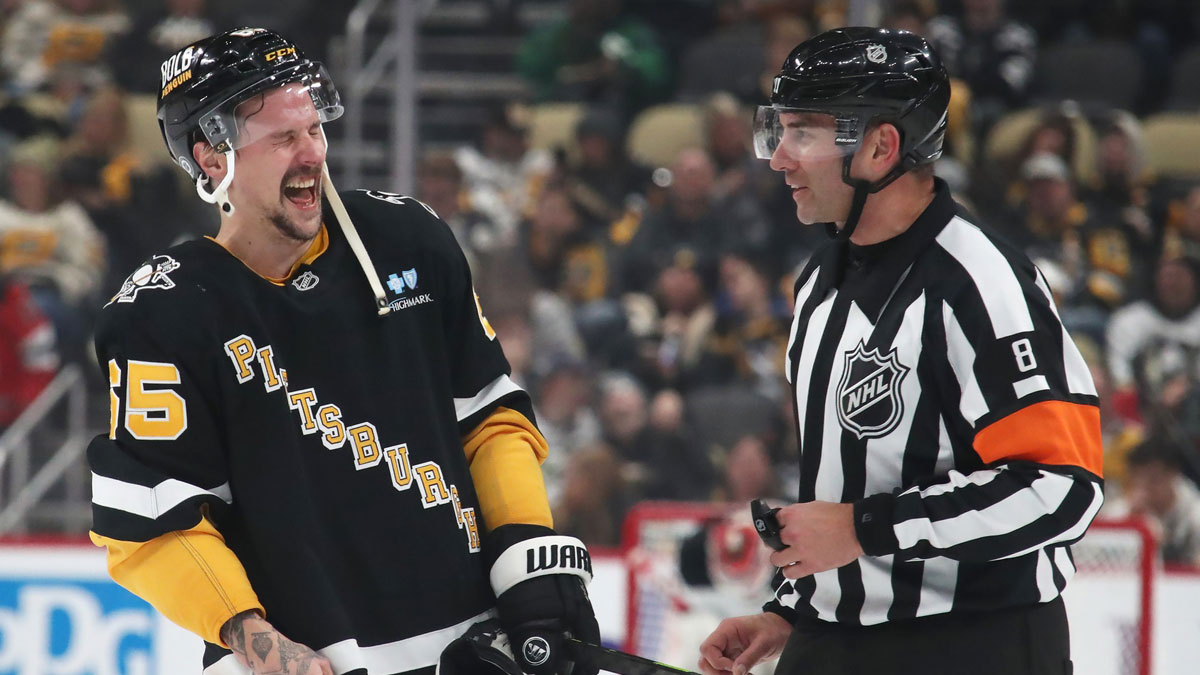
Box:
[196,148,237,216]
[832,150,875,241]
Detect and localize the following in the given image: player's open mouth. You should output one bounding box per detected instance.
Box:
[283,175,320,209]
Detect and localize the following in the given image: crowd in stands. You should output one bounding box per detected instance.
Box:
[1,0,1198,566]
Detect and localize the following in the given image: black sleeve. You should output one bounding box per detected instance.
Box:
[88,296,231,542]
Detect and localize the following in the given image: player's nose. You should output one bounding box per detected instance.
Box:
[769,143,795,172]
[296,131,325,165]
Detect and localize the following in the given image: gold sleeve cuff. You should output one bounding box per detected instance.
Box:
[90,516,263,646]
[463,406,553,530]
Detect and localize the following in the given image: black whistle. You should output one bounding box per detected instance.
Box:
[751,499,786,552]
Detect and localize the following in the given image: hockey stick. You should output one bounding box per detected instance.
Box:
[565,638,699,675]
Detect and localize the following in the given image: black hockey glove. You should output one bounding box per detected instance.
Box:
[487,524,601,675]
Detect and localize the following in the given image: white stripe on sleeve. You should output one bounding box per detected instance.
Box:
[894,471,1078,554]
[1013,374,1049,398]
[943,301,989,425]
[936,217,1034,339]
[91,473,231,519]
[1033,270,1098,396]
[454,374,524,422]
[204,609,494,675]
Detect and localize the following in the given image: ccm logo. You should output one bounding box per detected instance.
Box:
[265,47,296,62]
[526,544,592,575]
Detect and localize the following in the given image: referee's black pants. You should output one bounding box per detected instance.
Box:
[774,597,1072,675]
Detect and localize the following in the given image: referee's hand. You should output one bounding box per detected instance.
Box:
[768,501,864,578]
[698,612,791,675]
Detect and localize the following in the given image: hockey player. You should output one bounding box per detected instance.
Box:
[698,28,1102,675]
[88,28,598,675]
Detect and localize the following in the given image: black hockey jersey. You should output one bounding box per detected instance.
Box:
[89,190,535,674]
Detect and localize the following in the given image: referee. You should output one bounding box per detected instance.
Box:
[699,28,1102,675]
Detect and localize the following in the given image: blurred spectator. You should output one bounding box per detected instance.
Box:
[1083,111,1157,283]
[651,255,717,388]
[1004,152,1134,313]
[454,103,553,240]
[553,441,632,548]
[702,91,812,273]
[1,0,130,93]
[0,135,104,363]
[108,0,234,94]
[475,259,585,383]
[58,87,201,292]
[1121,439,1200,567]
[1073,335,1144,488]
[490,309,535,389]
[1106,257,1200,425]
[520,184,611,303]
[755,14,812,103]
[416,151,507,271]
[533,357,601,502]
[597,370,649,461]
[635,387,717,501]
[1162,183,1200,264]
[516,0,669,119]
[0,276,58,429]
[560,106,651,236]
[685,250,789,398]
[704,93,755,204]
[883,0,936,35]
[621,147,766,295]
[927,0,1036,135]
[713,434,781,503]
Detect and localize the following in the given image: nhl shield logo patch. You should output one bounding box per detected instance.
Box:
[292,270,319,291]
[836,341,909,439]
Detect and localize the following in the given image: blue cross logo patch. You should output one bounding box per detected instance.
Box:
[387,268,418,295]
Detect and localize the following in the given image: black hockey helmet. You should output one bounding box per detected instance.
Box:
[753,27,950,238]
[156,27,342,184]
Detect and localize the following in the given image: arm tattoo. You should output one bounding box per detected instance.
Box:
[251,631,275,663]
[278,638,315,672]
[221,609,259,657]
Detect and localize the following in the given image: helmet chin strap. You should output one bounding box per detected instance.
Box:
[196,148,237,215]
[825,150,910,241]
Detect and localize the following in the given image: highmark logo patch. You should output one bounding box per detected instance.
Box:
[385,268,432,311]
[836,341,909,439]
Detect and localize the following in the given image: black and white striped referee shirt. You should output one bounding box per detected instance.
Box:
[764,179,1104,626]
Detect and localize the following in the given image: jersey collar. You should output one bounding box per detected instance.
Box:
[815,177,959,322]
[205,223,330,287]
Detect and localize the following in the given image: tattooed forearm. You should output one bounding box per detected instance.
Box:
[278,638,313,672]
[217,611,327,674]
[252,631,275,662]
[221,609,260,657]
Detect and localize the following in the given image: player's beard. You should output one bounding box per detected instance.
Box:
[270,171,324,242]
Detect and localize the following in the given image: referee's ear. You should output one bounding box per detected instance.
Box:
[856,122,902,182]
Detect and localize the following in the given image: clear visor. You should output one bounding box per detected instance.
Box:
[197,62,342,152]
[752,106,856,162]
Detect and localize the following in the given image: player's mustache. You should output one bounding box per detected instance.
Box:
[280,167,322,189]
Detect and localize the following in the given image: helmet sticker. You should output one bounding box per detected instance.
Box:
[160,46,196,97]
[866,44,887,64]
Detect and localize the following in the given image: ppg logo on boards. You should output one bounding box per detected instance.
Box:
[0,545,201,675]
[0,581,154,674]
[836,341,909,439]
